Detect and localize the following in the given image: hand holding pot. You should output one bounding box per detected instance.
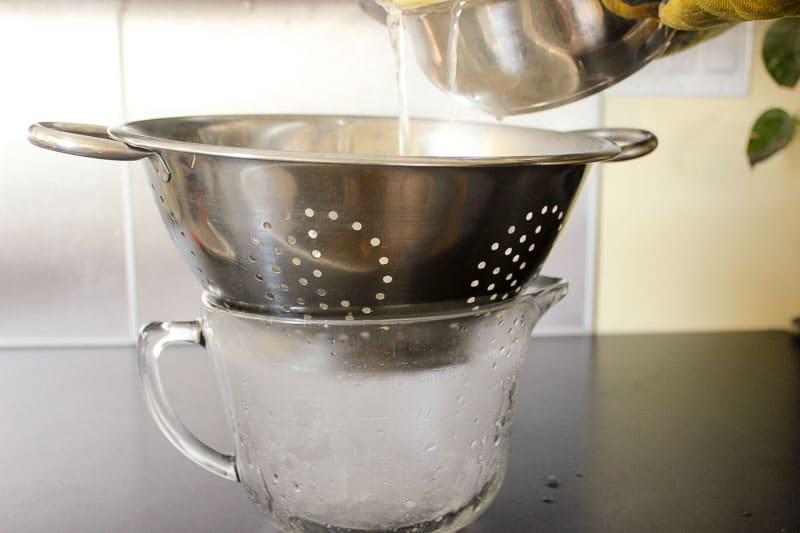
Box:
[601,0,800,30]
[388,0,800,30]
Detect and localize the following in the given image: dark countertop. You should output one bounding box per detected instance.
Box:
[1,331,798,532]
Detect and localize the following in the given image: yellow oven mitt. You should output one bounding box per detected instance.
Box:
[602,0,800,30]
[388,0,800,30]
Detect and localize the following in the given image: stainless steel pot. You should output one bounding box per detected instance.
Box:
[372,0,675,115]
[29,115,656,318]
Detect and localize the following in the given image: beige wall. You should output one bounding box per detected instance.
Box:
[597,22,800,333]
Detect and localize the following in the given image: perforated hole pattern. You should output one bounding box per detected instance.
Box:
[218,202,566,318]
[151,158,574,320]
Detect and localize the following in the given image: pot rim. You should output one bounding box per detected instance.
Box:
[108,113,622,167]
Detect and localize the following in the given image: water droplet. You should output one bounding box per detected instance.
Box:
[426,444,437,452]
[273,473,279,483]
[544,474,560,488]
[405,500,417,509]
[470,440,477,449]
[540,496,556,504]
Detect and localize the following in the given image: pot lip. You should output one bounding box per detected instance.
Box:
[108,114,621,167]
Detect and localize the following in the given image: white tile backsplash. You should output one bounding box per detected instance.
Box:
[0,1,130,345]
[129,161,203,325]
[4,0,604,344]
[122,1,399,118]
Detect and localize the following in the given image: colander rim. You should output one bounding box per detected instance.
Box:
[108,114,622,167]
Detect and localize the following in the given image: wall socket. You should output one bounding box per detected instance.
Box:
[607,23,753,97]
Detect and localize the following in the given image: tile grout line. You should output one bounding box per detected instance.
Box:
[584,94,606,335]
[582,175,600,334]
[117,0,140,343]
[0,337,135,350]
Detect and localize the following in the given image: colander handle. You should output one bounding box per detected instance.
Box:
[573,128,657,162]
[138,320,239,482]
[27,122,152,161]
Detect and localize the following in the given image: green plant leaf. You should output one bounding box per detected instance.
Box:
[763,17,800,87]
[747,108,796,166]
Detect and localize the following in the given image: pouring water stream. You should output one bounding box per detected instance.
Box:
[383,0,470,155]
[446,0,467,126]
[384,4,411,155]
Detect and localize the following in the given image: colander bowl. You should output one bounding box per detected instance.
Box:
[29,115,655,318]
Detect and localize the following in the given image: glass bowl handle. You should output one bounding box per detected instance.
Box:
[137,321,239,482]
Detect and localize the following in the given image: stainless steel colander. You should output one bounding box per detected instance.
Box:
[29,115,655,318]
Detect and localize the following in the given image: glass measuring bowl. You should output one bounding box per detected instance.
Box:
[138,276,567,532]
